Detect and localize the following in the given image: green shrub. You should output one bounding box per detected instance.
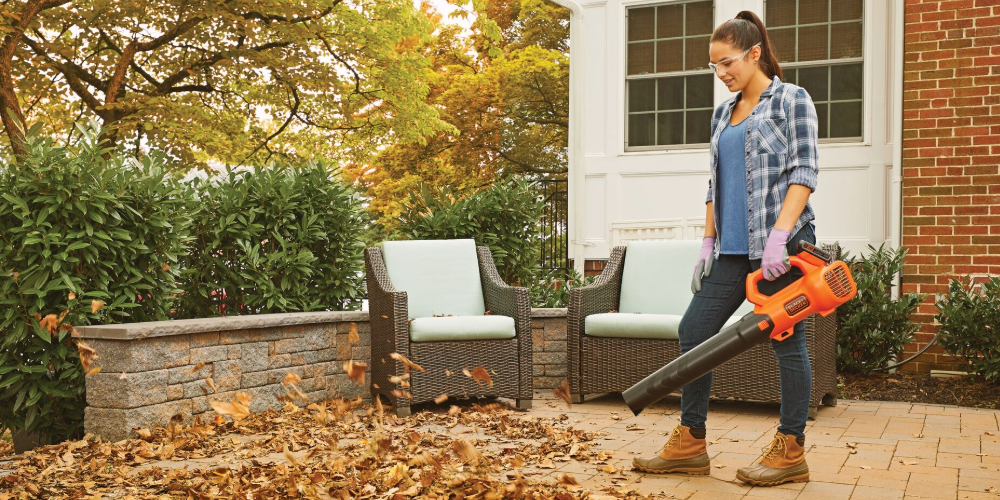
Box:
[835,244,927,374]
[176,163,366,318]
[530,268,596,308]
[393,177,545,286]
[0,124,192,441]
[935,276,1000,382]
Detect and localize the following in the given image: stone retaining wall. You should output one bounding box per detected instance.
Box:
[77,308,568,441]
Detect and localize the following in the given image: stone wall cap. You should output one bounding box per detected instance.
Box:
[76,311,368,340]
[531,308,567,318]
[75,308,567,340]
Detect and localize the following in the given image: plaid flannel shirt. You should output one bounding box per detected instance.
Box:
[705,76,819,260]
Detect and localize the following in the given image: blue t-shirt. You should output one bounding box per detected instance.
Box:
[718,118,750,255]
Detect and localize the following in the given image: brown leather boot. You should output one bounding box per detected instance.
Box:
[631,425,710,475]
[736,432,810,486]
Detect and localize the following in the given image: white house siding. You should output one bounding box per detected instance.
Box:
[559,0,904,271]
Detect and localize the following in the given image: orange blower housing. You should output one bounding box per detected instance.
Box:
[747,244,858,341]
[622,241,858,416]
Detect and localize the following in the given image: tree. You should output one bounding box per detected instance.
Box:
[346,0,570,228]
[1,0,451,166]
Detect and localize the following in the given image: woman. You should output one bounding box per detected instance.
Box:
[632,11,819,487]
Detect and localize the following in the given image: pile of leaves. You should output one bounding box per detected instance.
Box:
[0,394,660,500]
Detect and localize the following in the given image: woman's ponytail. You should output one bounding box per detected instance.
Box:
[711,10,783,81]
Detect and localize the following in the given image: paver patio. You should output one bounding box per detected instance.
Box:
[516,392,1000,500]
[2,392,997,499]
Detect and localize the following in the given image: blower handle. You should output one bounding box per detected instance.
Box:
[745,256,816,308]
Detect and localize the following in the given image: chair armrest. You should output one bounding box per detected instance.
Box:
[364,247,411,409]
[567,245,625,395]
[568,245,626,320]
[477,245,533,399]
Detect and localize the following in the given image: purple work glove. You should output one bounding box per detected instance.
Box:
[762,228,791,281]
[691,237,716,294]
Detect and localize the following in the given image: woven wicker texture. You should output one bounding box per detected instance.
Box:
[365,245,532,416]
[567,244,841,408]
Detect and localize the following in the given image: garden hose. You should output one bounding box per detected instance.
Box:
[872,333,940,372]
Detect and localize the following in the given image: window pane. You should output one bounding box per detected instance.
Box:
[832,0,863,22]
[782,68,798,86]
[657,39,684,73]
[830,22,863,59]
[815,102,829,138]
[686,110,712,144]
[831,63,863,100]
[658,4,683,39]
[798,66,828,102]
[769,28,796,63]
[686,1,714,36]
[629,80,657,112]
[658,77,685,111]
[766,0,796,27]
[685,36,711,71]
[628,7,655,41]
[798,25,828,61]
[658,112,684,145]
[830,101,862,138]
[628,42,655,75]
[629,114,656,147]
[799,0,829,24]
[687,74,714,109]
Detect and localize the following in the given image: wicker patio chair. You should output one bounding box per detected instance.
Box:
[365,239,532,417]
[567,240,840,416]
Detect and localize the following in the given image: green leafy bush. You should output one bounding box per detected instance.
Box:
[175,163,366,318]
[0,125,192,441]
[935,276,1000,382]
[835,244,927,374]
[530,268,596,308]
[394,177,545,286]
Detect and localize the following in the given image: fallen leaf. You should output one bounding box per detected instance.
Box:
[283,445,301,466]
[344,360,367,384]
[68,292,76,300]
[559,473,578,486]
[91,300,104,314]
[713,464,725,468]
[391,352,425,372]
[451,439,482,463]
[283,372,302,385]
[434,394,448,404]
[209,391,252,420]
[860,465,871,470]
[466,366,492,387]
[162,263,170,271]
[912,433,924,438]
[204,377,217,393]
[77,340,99,376]
[349,322,360,343]
[188,361,206,374]
[553,380,571,408]
[392,389,413,400]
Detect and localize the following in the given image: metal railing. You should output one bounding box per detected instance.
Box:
[537,179,569,273]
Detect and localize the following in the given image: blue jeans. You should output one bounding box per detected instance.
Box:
[677,224,816,437]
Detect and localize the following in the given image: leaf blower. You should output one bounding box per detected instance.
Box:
[622,242,857,416]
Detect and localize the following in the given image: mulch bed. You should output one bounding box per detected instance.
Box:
[839,371,1000,409]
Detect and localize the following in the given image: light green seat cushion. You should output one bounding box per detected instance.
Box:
[583,240,756,340]
[409,315,516,342]
[380,239,486,319]
[585,313,682,339]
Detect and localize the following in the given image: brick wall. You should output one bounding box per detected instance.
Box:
[901,0,1000,372]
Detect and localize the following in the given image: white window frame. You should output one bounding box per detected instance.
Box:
[624,0,716,152]
[621,0,872,154]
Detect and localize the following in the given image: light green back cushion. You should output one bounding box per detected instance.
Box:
[619,240,702,315]
[381,239,486,318]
